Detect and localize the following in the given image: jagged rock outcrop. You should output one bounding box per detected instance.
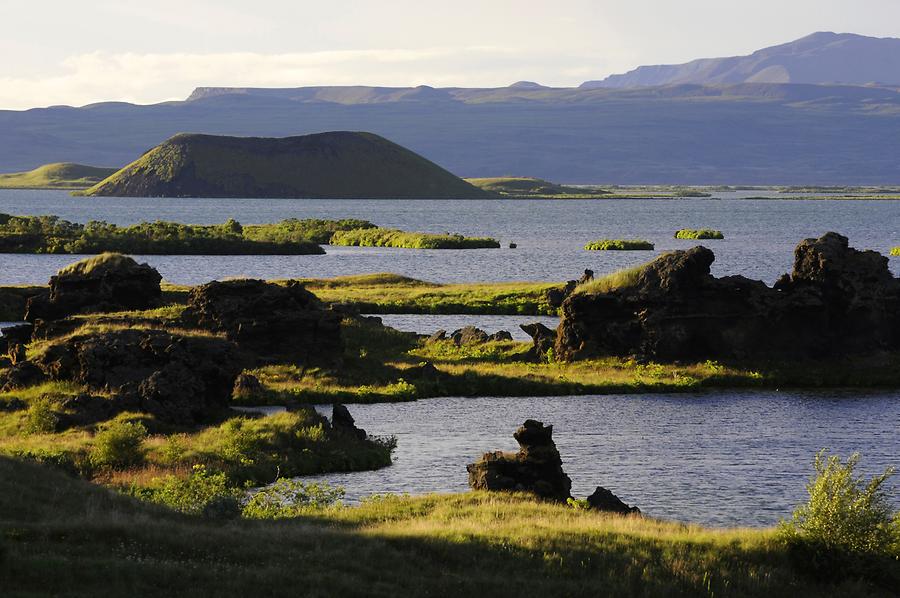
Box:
[331,403,366,440]
[587,486,641,515]
[556,233,900,361]
[520,322,557,360]
[181,279,343,365]
[232,373,264,400]
[34,328,242,424]
[467,419,572,502]
[448,327,513,345]
[24,254,162,323]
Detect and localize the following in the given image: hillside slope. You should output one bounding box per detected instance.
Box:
[83,132,493,198]
[0,162,116,189]
[583,32,900,88]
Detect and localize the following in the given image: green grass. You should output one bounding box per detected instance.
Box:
[575,262,650,295]
[1,456,892,597]
[296,273,559,315]
[585,239,655,251]
[0,163,117,189]
[674,229,724,240]
[330,227,500,249]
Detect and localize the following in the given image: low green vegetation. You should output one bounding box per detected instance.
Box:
[297,273,559,315]
[584,239,655,251]
[0,214,335,255]
[465,176,611,198]
[674,228,724,240]
[1,455,894,597]
[330,227,500,249]
[0,379,393,492]
[574,261,649,295]
[890,247,899,256]
[0,162,117,189]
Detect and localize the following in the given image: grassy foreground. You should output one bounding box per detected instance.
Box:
[1,456,886,598]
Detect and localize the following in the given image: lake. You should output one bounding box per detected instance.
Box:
[300,391,900,527]
[0,190,898,285]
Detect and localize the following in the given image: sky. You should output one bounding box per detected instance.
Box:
[2,0,899,110]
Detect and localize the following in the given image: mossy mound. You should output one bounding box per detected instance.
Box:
[675,229,725,240]
[82,132,494,199]
[330,227,500,249]
[56,253,138,277]
[584,239,654,251]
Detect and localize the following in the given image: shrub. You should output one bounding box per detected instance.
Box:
[24,397,59,434]
[779,450,899,581]
[584,239,654,251]
[147,465,242,519]
[158,433,188,465]
[90,420,147,469]
[243,478,345,519]
[674,229,724,240]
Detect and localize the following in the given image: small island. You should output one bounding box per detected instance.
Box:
[585,239,655,250]
[0,214,497,254]
[674,228,724,239]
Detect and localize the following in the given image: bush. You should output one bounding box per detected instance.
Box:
[90,420,147,469]
[146,465,242,519]
[243,478,345,519]
[24,397,59,434]
[779,450,899,581]
[584,239,654,251]
[674,229,724,240]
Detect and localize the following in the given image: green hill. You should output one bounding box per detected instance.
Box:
[0,163,117,189]
[82,132,495,199]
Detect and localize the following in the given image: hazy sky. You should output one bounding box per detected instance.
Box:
[2,0,899,109]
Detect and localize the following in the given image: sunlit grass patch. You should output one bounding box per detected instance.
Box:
[674,229,724,240]
[584,239,654,250]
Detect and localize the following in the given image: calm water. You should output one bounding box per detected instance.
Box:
[301,391,900,527]
[371,314,559,340]
[0,190,898,285]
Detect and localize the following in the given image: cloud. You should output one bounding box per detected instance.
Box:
[0,46,620,110]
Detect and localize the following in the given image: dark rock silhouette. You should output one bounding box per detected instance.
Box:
[467,419,572,502]
[331,403,366,440]
[0,362,47,391]
[556,233,900,361]
[233,373,264,400]
[34,328,242,424]
[24,254,161,323]
[427,330,447,343]
[587,486,641,515]
[182,279,343,365]
[450,326,489,345]
[520,322,557,361]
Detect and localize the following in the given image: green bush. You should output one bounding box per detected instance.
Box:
[674,229,724,240]
[779,450,899,581]
[242,478,345,519]
[584,239,654,251]
[90,420,147,469]
[24,397,59,434]
[145,465,242,519]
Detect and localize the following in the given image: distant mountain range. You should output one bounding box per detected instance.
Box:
[2,32,900,185]
[582,32,900,88]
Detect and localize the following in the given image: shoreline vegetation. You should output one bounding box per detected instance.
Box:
[0,214,498,254]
